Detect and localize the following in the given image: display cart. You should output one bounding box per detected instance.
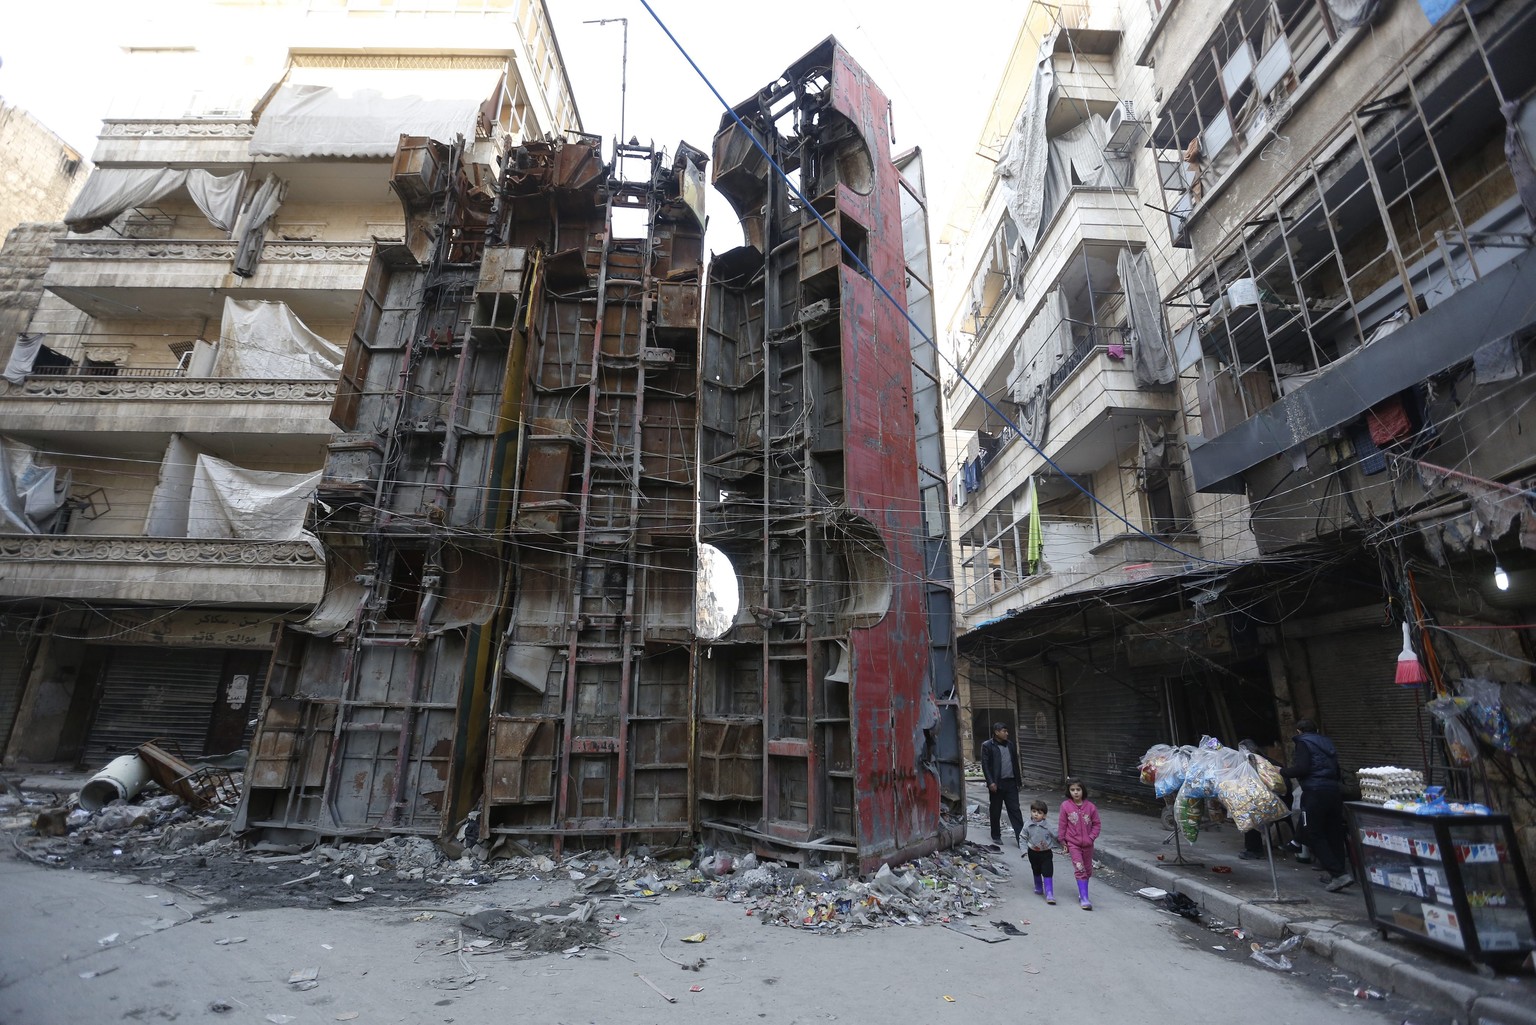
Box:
[1346,802,1535,968]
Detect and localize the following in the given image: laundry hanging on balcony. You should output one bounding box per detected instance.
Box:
[1117,248,1177,387]
[0,435,68,534]
[188,454,321,541]
[250,64,505,158]
[63,167,247,234]
[3,332,45,385]
[215,297,342,380]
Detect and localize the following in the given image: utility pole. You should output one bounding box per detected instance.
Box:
[583,17,629,149]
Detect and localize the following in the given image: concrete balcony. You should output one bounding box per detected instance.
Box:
[0,371,336,460]
[958,528,1189,623]
[92,118,257,167]
[1046,345,1179,475]
[45,237,373,324]
[0,534,325,608]
[952,190,1148,430]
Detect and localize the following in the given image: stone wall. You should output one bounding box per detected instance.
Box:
[0,101,87,244]
[0,221,62,361]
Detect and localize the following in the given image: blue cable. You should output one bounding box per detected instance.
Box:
[638,0,1244,569]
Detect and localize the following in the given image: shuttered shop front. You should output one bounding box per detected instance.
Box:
[1303,628,1428,786]
[1015,678,1064,787]
[84,647,267,764]
[0,617,29,755]
[1060,665,1164,801]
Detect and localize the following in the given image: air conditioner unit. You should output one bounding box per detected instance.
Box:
[1105,101,1144,152]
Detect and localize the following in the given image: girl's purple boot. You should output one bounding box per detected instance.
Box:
[1032,874,1043,895]
[1043,878,1055,904]
[1077,879,1092,910]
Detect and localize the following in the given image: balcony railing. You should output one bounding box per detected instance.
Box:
[1049,323,1130,395]
[51,237,375,264]
[3,374,336,402]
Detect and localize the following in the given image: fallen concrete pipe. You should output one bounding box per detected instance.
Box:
[78,753,151,812]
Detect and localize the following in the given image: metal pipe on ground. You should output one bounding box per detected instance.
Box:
[78,753,151,811]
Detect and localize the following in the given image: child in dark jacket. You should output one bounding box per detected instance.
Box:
[1059,778,1102,910]
[1019,799,1060,904]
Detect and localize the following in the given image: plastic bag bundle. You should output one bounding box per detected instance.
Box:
[1502,681,1536,757]
[1181,746,1229,798]
[1251,755,1285,795]
[1175,782,1202,843]
[1153,746,1194,798]
[1426,696,1479,765]
[1217,764,1289,833]
[1460,678,1514,752]
[1197,734,1222,750]
[1139,744,1175,786]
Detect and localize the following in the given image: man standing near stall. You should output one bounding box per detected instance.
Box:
[982,722,1024,848]
[1282,719,1354,891]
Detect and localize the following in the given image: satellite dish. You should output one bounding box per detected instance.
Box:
[694,543,740,641]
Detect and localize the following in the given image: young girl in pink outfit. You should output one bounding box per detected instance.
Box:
[1058,778,1102,910]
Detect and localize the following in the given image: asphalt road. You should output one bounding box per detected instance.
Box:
[0,849,1436,1025]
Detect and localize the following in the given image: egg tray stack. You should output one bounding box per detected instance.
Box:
[1357,765,1425,804]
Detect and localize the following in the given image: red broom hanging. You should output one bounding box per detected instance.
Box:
[1395,621,1429,686]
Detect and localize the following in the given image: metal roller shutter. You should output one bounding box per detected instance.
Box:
[1016,682,1064,788]
[1060,664,1164,801]
[84,648,225,764]
[0,617,29,755]
[1304,629,1429,788]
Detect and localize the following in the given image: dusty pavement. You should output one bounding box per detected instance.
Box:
[0,838,1443,1025]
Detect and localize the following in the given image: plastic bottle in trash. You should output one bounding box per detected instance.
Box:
[1352,988,1384,1000]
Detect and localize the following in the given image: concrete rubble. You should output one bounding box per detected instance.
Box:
[4,771,1008,946]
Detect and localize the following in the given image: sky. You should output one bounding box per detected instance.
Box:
[0,0,1023,255]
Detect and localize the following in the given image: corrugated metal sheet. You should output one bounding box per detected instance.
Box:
[1305,628,1428,786]
[0,616,30,755]
[84,647,224,763]
[1015,679,1064,787]
[1060,661,1164,801]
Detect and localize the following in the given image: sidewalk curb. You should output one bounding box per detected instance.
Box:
[1094,841,1536,1025]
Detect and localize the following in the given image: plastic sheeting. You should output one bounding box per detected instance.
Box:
[3,333,44,385]
[250,67,501,158]
[1117,248,1176,387]
[233,174,285,278]
[997,33,1057,253]
[187,454,320,540]
[64,167,247,235]
[216,297,342,380]
[0,435,67,534]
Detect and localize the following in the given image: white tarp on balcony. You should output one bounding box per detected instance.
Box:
[216,297,342,380]
[3,333,45,385]
[1118,248,1176,387]
[64,167,247,235]
[0,435,68,534]
[250,66,501,158]
[188,454,320,540]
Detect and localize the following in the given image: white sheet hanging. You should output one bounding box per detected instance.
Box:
[3,333,45,385]
[250,66,502,158]
[0,435,67,533]
[64,167,247,234]
[215,297,342,380]
[187,453,320,540]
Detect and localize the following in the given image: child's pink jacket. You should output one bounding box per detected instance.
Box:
[1058,798,1101,848]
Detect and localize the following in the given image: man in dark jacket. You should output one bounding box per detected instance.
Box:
[1282,719,1353,891]
[981,722,1024,848]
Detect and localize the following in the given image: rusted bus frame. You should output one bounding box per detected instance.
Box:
[1182,0,1536,420]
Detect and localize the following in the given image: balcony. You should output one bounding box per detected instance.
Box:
[0,534,325,608]
[93,118,257,167]
[0,368,337,458]
[952,195,1148,430]
[1047,341,1179,475]
[45,236,372,323]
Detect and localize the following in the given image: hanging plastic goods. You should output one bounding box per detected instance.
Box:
[1426,697,1479,765]
[1460,678,1515,752]
[1154,747,1194,798]
[1139,744,1175,786]
[1197,734,1223,750]
[1175,785,1202,843]
[1504,682,1536,756]
[1217,768,1289,833]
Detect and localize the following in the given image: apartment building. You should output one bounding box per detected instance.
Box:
[0,0,577,767]
[946,0,1536,847]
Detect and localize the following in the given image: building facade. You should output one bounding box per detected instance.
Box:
[944,0,1536,857]
[0,100,88,246]
[0,0,577,767]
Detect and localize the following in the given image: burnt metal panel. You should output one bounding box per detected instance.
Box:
[699,39,960,870]
[1189,250,1536,492]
